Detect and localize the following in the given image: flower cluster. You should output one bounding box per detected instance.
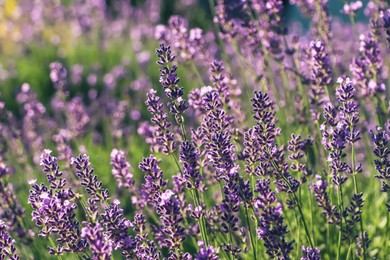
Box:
[0,220,19,260]
[156,43,188,124]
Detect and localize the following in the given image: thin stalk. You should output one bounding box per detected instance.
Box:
[337,229,342,260]
[386,211,390,258]
[244,202,257,260]
[346,242,353,260]
[190,62,204,86]
[47,236,62,260]
[268,151,314,248]
[351,141,366,260]
[193,189,210,246]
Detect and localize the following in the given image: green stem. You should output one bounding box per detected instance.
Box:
[386,211,390,258]
[268,152,314,248]
[351,141,366,260]
[47,236,62,260]
[244,202,257,260]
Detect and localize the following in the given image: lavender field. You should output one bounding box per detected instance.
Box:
[0,0,389,259]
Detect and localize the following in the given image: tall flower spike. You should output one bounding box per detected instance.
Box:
[139,155,168,207]
[145,89,176,154]
[179,141,203,190]
[370,127,390,209]
[309,40,332,121]
[351,34,385,97]
[110,149,135,189]
[101,202,134,257]
[29,150,85,255]
[156,43,188,124]
[0,220,19,260]
[71,154,110,220]
[336,77,360,144]
[310,175,340,225]
[255,179,294,259]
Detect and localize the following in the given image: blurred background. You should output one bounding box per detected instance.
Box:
[0,0,370,115]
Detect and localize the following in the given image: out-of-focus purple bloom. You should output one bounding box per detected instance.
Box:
[17,83,48,164]
[342,1,363,16]
[351,34,385,97]
[301,245,321,260]
[381,9,390,46]
[0,220,19,260]
[53,129,73,164]
[50,62,67,90]
[110,149,135,189]
[66,97,90,137]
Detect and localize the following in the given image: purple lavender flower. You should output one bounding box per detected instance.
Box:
[66,97,90,137]
[156,43,188,124]
[0,220,19,260]
[255,179,293,259]
[49,62,67,90]
[101,202,134,257]
[336,77,360,144]
[381,9,390,46]
[308,40,332,121]
[320,110,350,186]
[0,159,29,240]
[145,89,176,154]
[301,245,321,260]
[110,149,135,189]
[351,34,385,97]
[139,155,168,207]
[132,211,163,259]
[246,91,299,193]
[370,127,390,206]
[155,190,186,251]
[29,150,86,254]
[195,241,218,260]
[81,222,112,260]
[343,193,364,241]
[310,175,340,224]
[17,83,48,164]
[179,141,203,190]
[71,154,110,220]
[288,134,313,183]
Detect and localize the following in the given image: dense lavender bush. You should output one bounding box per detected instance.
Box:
[0,0,389,259]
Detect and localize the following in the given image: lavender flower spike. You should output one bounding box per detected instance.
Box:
[156,43,188,124]
[0,220,19,260]
[110,149,135,189]
[301,245,321,260]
